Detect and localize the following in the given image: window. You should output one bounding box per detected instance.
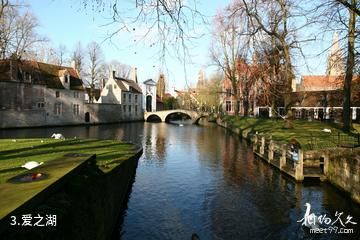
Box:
[226,89,232,97]
[129,94,131,103]
[123,93,126,102]
[226,101,232,112]
[295,110,301,119]
[135,95,138,103]
[37,102,45,108]
[73,91,80,98]
[23,72,31,82]
[128,105,131,112]
[135,105,138,113]
[123,105,126,112]
[54,103,62,115]
[73,104,80,115]
[56,91,60,98]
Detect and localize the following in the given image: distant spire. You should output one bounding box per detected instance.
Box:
[326,31,344,76]
[156,73,166,100]
[197,69,205,88]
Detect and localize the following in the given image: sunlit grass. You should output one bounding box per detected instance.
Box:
[0,138,139,219]
[223,116,360,150]
[0,138,137,183]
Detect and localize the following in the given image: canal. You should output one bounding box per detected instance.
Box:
[1,122,359,239]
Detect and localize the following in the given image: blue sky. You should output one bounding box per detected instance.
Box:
[26,0,333,93]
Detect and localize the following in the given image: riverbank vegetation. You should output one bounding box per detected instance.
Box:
[223,116,360,150]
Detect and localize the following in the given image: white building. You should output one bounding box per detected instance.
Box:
[97,71,143,119]
[142,79,157,112]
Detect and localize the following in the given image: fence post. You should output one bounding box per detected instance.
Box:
[280,145,286,169]
[268,139,273,163]
[253,134,258,152]
[260,136,265,155]
[295,150,304,181]
[322,153,329,175]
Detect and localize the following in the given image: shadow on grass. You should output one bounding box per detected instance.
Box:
[0,140,133,162]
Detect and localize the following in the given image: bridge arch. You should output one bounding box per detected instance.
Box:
[164,112,192,123]
[144,109,207,124]
[146,114,162,122]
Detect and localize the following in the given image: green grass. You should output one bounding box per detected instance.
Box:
[223,116,360,150]
[0,138,139,219]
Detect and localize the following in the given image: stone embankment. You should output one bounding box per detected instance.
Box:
[216,117,360,205]
[0,149,142,239]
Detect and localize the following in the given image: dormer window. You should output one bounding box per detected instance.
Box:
[24,72,31,82]
[65,75,69,84]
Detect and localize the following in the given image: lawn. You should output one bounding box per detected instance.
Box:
[223,116,360,150]
[0,138,139,219]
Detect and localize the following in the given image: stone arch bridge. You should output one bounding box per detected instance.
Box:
[144,109,207,123]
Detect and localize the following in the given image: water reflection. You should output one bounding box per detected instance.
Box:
[119,123,360,240]
[1,123,359,239]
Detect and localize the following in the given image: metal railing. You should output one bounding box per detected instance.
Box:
[307,132,360,149]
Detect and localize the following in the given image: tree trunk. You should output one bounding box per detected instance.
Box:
[342,0,356,132]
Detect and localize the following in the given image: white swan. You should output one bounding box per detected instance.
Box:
[22,161,44,170]
[322,128,331,133]
[51,133,65,140]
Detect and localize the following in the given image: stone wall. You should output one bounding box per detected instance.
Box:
[44,88,85,126]
[0,103,144,129]
[84,103,144,124]
[325,148,360,204]
[216,117,360,204]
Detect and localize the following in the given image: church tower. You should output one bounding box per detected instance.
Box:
[196,69,206,88]
[156,73,166,101]
[326,32,344,76]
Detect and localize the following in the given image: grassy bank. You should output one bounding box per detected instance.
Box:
[222,116,360,150]
[0,138,138,219]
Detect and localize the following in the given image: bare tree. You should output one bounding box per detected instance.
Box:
[79,0,206,62]
[211,4,252,115]
[312,0,359,131]
[86,41,104,102]
[197,72,223,111]
[0,0,9,19]
[55,44,67,66]
[71,42,85,77]
[342,0,357,132]
[101,60,132,79]
[0,3,45,59]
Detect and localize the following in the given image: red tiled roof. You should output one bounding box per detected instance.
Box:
[0,59,84,90]
[299,75,359,91]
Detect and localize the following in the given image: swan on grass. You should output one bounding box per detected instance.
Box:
[22,161,44,170]
[51,133,65,140]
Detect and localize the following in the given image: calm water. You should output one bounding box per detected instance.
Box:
[1,122,360,239]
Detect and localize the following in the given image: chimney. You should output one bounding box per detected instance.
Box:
[134,67,138,83]
[112,70,116,79]
[71,60,76,70]
[100,78,106,90]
